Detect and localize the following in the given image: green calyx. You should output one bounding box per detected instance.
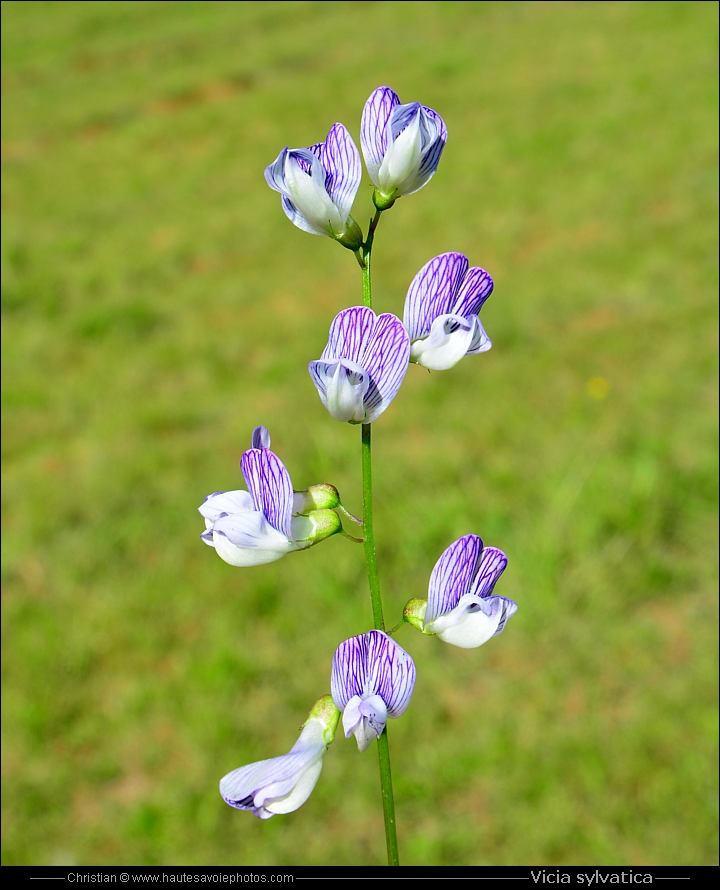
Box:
[294,483,341,515]
[403,598,434,634]
[333,215,364,251]
[305,695,341,745]
[292,509,342,547]
[372,188,398,212]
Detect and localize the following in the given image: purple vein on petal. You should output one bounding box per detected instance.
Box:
[404,253,469,339]
[323,306,377,365]
[426,534,484,622]
[452,267,494,318]
[361,86,400,178]
[240,448,293,538]
[361,314,410,418]
[331,634,370,710]
[469,546,508,599]
[322,124,361,222]
[366,631,415,718]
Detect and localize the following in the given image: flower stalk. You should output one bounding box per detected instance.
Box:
[358,227,400,865]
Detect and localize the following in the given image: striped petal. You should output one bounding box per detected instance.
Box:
[265,125,360,239]
[316,123,361,224]
[372,97,447,197]
[365,630,416,718]
[425,534,483,623]
[403,253,469,340]
[469,546,508,599]
[359,313,410,423]
[240,447,294,538]
[331,632,369,710]
[310,308,410,424]
[220,719,326,819]
[331,631,416,752]
[322,306,377,364]
[361,86,400,185]
[451,266,494,319]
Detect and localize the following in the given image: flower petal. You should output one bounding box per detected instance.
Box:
[451,266,494,318]
[308,358,369,423]
[361,86,400,185]
[198,489,255,522]
[341,693,388,753]
[403,253,469,341]
[220,720,326,819]
[331,634,369,710]
[264,147,290,193]
[365,630,416,718]
[465,315,492,355]
[409,313,476,371]
[377,106,424,196]
[283,150,344,235]
[321,306,377,364]
[469,546,508,599]
[251,426,271,450]
[425,534,483,623]
[317,123,361,224]
[280,194,328,236]
[240,447,294,537]
[428,593,518,649]
[211,513,295,566]
[358,313,410,423]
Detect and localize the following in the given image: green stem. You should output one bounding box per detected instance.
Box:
[361,423,385,632]
[377,729,399,866]
[361,209,382,309]
[358,211,399,865]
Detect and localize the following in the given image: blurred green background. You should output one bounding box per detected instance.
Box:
[2,0,717,867]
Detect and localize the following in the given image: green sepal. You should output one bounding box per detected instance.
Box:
[291,509,342,547]
[372,188,398,212]
[304,695,341,746]
[403,598,434,634]
[294,483,341,515]
[332,215,364,251]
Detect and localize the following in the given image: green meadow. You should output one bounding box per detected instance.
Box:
[2,0,717,867]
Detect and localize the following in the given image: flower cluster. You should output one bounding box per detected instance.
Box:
[200,86,518,833]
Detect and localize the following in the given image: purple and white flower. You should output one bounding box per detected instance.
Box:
[199,427,340,567]
[220,696,340,819]
[361,86,447,206]
[424,534,517,649]
[403,252,494,371]
[265,123,363,248]
[308,307,410,424]
[331,631,416,752]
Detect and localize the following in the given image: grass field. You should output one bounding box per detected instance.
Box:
[2,0,718,867]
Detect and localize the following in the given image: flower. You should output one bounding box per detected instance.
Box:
[403,252,494,371]
[199,427,340,567]
[331,630,416,752]
[308,306,410,424]
[265,123,363,249]
[361,86,447,208]
[423,534,517,649]
[220,696,340,819]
